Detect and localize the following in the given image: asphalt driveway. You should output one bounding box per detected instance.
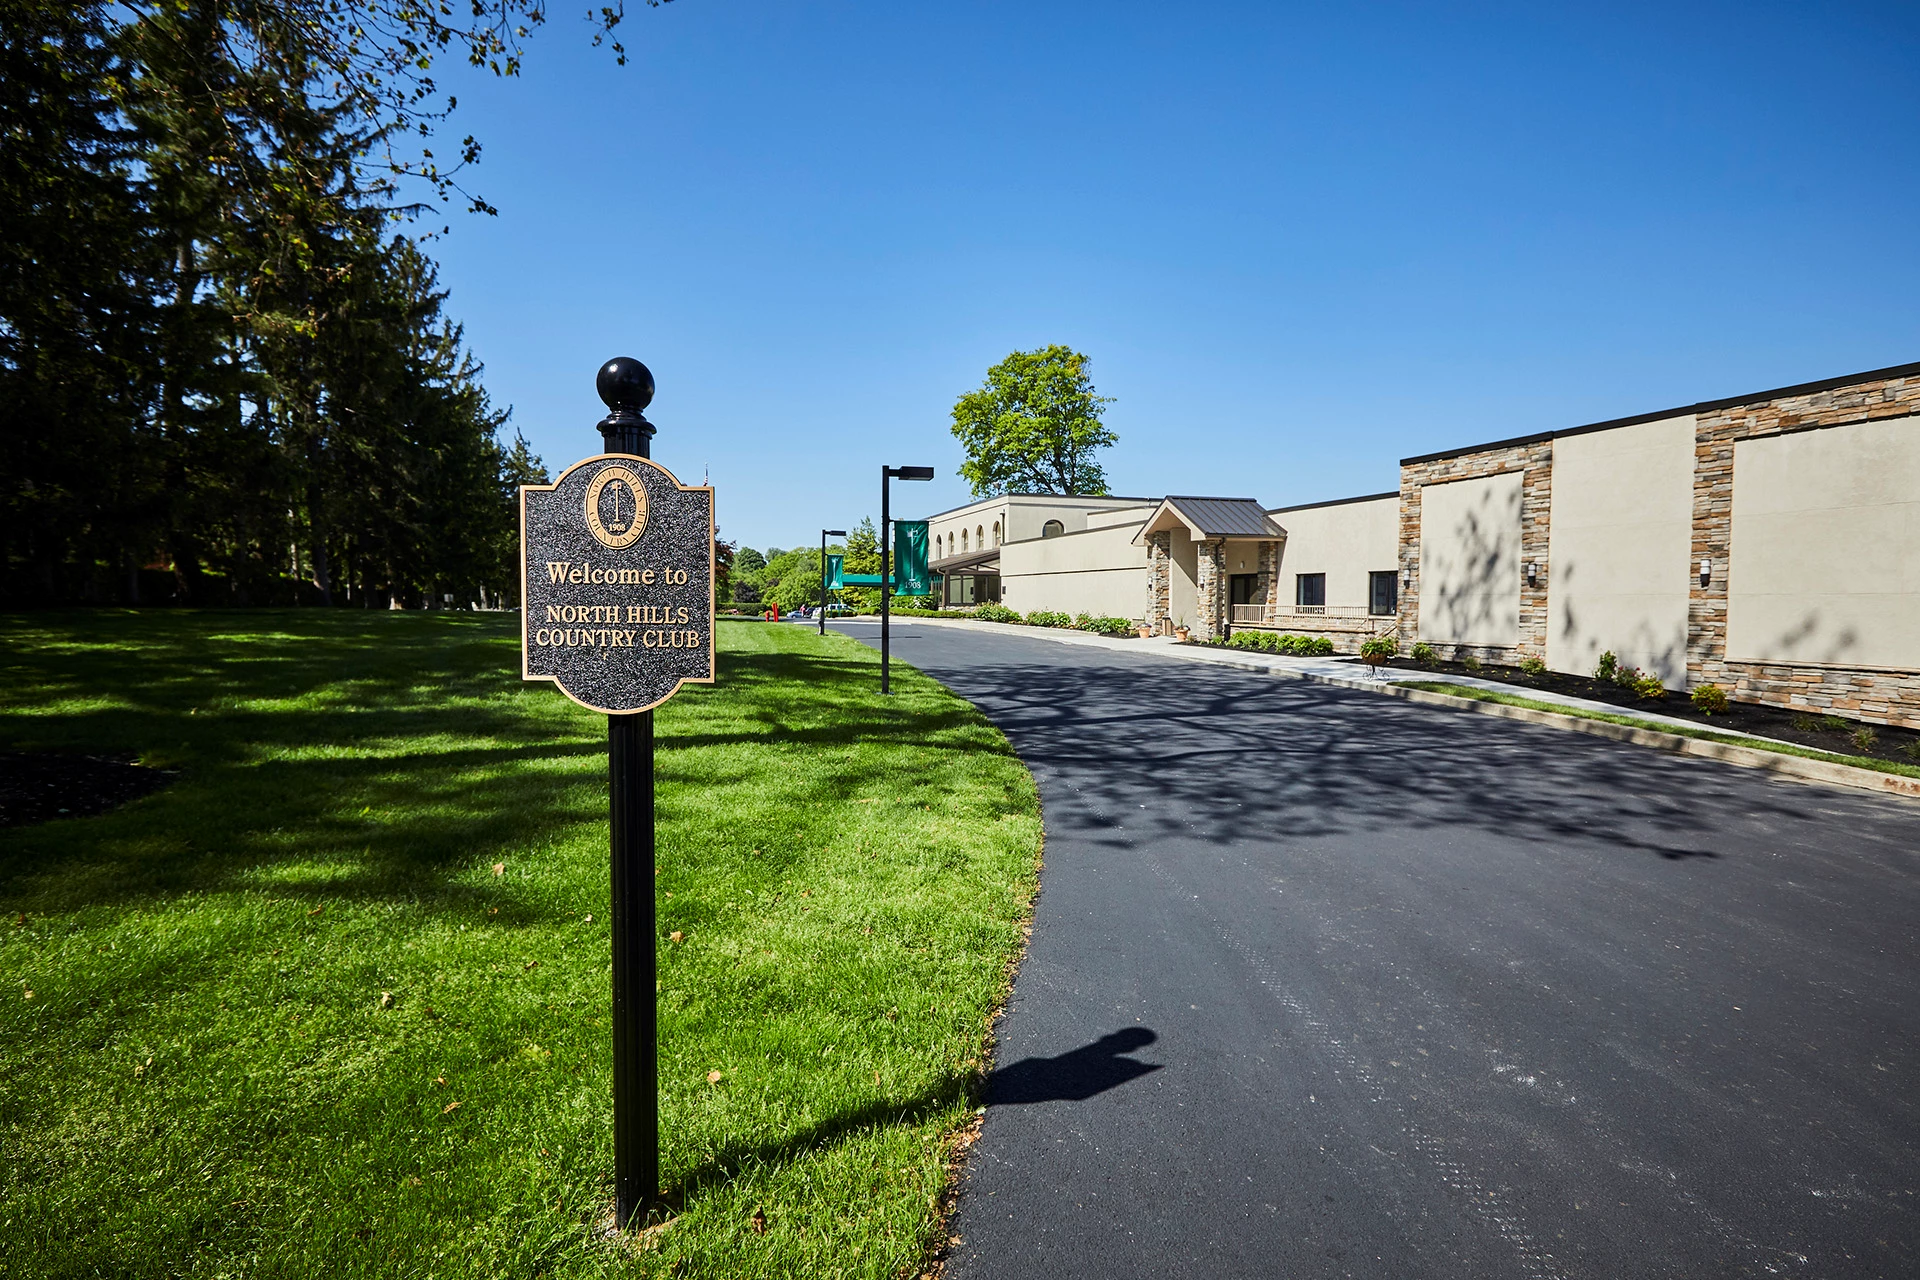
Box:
[833,621,1920,1280]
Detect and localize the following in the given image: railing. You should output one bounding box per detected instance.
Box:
[1230,604,1266,623]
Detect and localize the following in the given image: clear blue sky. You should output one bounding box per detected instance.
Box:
[426,0,1920,555]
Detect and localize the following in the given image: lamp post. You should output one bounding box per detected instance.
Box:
[820,528,846,635]
[880,465,934,693]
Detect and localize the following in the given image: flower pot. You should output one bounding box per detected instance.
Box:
[1174,627,1191,642]
[1135,625,1153,639]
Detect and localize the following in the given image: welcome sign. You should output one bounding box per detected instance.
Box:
[520,453,715,713]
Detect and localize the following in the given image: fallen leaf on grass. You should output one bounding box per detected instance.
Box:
[523,960,539,970]
[21,990,31,1001]
[433,1075,447,1086]
[14,913,24,926]
[491,863,505,876]
[669,931,683,943]
[583,914,593,924]
[873,1071,882,1086]
[406,1175,422,1187]
[306,905,325,917]
[378,991,394,1009]
[750,1210,767,1235]
[856,798,878,804]
[487,907,498,916]
[706,1070,723,1084]
[442,1101,461,1115]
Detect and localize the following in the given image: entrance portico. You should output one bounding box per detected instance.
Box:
[1132,497,1285,637]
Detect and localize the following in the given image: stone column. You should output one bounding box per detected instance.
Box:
[1257,539,1280,627]
[1195,537,1227,638]
[1146,531,1171,632]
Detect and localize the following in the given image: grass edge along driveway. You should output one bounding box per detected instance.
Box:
[0,612,1041,1280]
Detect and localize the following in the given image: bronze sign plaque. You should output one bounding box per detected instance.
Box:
[520,454,715,713]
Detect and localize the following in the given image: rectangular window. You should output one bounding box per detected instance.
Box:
[1229,574,1258,606]
[1295,573,1326,610]
[1369,570,1399,616]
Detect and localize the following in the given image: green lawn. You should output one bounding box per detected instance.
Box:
[1400,680,1920,780]
[0,612,1041,1279]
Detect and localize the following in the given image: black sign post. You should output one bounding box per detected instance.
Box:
[819,528,846,636]
[520,357,715,1231]
[878,465,933,693]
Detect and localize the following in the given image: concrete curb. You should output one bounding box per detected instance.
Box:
[835,615,1920,804]
[1289,670,1920,804]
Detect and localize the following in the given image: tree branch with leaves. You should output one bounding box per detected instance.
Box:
[950,346,1116,498]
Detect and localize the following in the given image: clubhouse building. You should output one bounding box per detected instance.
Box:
[921,360,1920,729]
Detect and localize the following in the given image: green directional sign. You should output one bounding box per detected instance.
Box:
[893,520,931,595]
[825,553,845,590]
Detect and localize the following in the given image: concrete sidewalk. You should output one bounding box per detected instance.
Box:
[830,615,1798,747]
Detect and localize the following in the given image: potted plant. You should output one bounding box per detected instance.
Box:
[1173,617,1191,642]
[1135,622,1153,638]
[1358,636,1399,678]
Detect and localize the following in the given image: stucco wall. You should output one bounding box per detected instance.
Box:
[999,522,1149,619]
[1270,496,1399,610]
[1546,415,1695,684]
[1418,471,1524,647]
[1726,414,1920,670]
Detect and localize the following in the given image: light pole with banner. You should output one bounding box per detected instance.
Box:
[819,528,846,635]
[879,465,933,693]
[518,357,715,1231]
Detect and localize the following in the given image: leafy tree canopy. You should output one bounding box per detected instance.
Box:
[950,346,1116,498]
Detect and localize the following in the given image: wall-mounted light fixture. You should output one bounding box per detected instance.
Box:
[1403,565,1414,589]
[1699,558,1711,588]
[1526,561,1539,588]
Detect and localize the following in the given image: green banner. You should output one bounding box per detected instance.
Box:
[893,521,931,595]
[825,554,844,591]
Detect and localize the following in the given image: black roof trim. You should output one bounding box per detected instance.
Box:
[1399,359,1920,467]
[1267,491,1399,514]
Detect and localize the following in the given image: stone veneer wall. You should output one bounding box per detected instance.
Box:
[1194,538,1227,638]
[1395,369,1919,728]
[1146,531,1171,633]
[1688,373,1920,728]
[1397,439,1554,664]
[1258,541,1282,627]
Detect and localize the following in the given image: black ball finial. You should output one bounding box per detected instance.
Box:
[596,356,656,455]
[596,357,654,413]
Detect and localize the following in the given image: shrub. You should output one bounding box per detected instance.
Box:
[1310,636,1336,656]
[1024,610,1071,629]
[1519,655,1547,676]
[1851,727,1878,754]
[972,602,1019,623]
[1411,642,1437,667]
[1071,612,1094,631]
[1227,631,1266,651]
[1080,616,1135,637]
[1359,637,1398,661]
[1461,653,1482,674]
[1690,683,1728,715]
[1905,739,1920,762]
[1633,673,1666,700]
[1595,650,1618,682]
[1613,662,1642,689]
[1819,714,1849,732]
[1792,713,1820,732]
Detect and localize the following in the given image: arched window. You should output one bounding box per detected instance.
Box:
[976,525,984,549]
[961,528,969,552]
[935,534,943,558]
[992,520,1001,546]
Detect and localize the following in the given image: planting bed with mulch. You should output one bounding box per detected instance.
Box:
[1355,656,1920,764]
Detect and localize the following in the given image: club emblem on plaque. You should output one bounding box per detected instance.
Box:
[584,463,648,549]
